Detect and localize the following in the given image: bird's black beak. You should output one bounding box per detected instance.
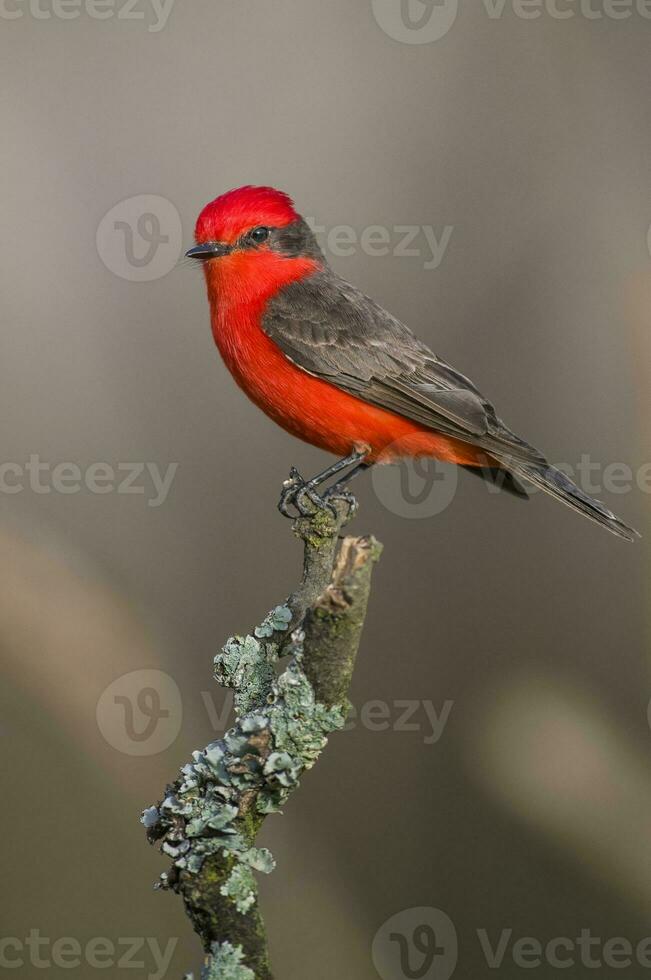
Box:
[185,241,232,259]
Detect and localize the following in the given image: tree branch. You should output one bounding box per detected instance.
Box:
[142,486,382,979]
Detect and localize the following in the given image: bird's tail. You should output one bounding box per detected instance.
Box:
[502,459,640,542]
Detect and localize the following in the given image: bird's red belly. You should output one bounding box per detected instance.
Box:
[213,307,483,466]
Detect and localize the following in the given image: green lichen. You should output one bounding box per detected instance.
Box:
[141,490,382,980]
[142,599,348,882]
[185,941,255,980]
[256,654,347,814]
[220,864,257,914]
[238,846,275,873]
[215,634,274,717]
[213,604,293,717]
[142,599,348,978]
[143,644,345,868]
[208,942,255,980]
[293,507,340,551]
[254,604,293,638]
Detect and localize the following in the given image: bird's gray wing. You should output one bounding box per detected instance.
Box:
[262,270,546,466]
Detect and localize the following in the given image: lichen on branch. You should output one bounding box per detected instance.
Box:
[142,490,381,979]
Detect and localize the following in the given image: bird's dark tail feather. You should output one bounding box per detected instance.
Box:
[504,460,640,542]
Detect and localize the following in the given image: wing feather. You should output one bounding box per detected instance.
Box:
[263,270,546,466]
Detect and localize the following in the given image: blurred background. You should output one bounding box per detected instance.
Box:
[1,2,650,977]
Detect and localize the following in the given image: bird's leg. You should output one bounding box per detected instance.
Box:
[325,461,371,492]
[278,451,368,518]
[305,451,368,490]
[322,462,372,512]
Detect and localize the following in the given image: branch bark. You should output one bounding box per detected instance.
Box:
[142,489,381,979]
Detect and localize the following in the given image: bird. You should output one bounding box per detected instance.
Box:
[186,185,638,541]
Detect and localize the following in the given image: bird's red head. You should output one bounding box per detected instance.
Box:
[194,186,299,245]
[187,185,323,306]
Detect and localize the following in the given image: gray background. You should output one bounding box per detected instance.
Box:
[1,1,650,977]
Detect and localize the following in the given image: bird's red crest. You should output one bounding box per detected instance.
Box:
[195,186,299,245]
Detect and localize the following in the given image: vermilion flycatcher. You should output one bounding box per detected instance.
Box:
[187,185,637,540]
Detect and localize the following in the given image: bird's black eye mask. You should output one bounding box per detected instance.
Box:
[268,219,325,260]
[236,219,323,260]
[186,219,324,262]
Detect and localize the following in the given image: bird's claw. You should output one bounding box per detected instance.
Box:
[323,485,359,519]
[278,468,359,522]
[278,469,329,519]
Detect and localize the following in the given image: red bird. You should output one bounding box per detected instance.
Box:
[187,185,637,540]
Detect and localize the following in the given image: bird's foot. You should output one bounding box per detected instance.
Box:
[278,467,359,522]
[322,484,359,520]
[278,468,329,518]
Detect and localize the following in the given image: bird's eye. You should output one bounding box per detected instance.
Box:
[249,226,271,245]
